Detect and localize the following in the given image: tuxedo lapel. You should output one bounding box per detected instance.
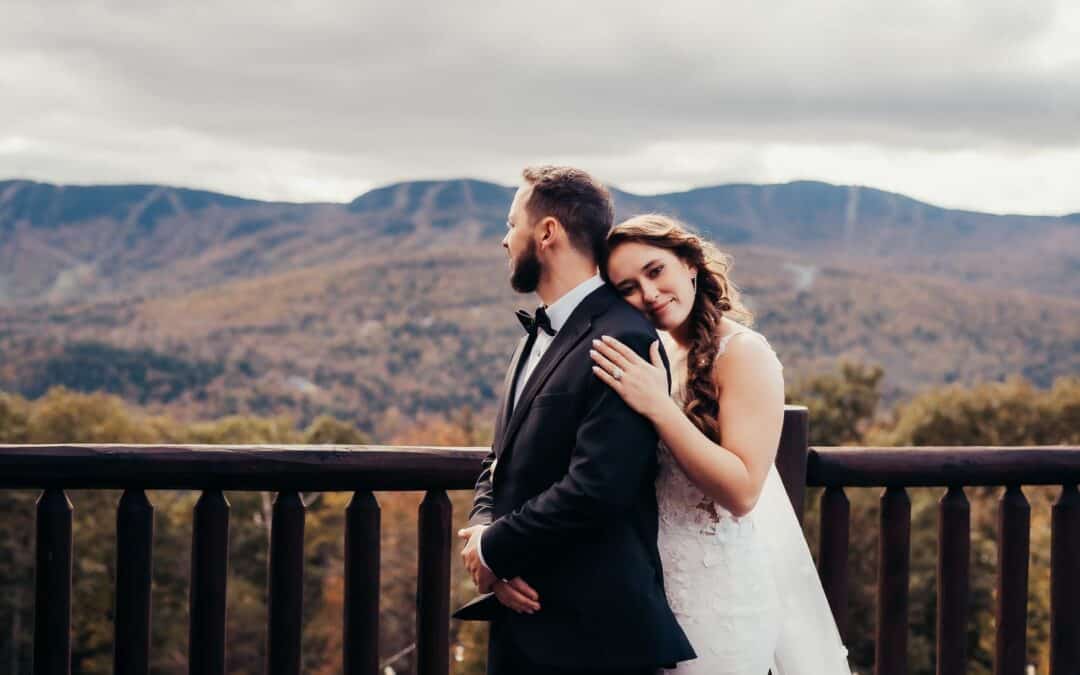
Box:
[499,286,616,453]
[494,334,530,456]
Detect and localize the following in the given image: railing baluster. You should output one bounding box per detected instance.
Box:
[1050,483,1080,674]
[819,486,849,640]
[267,492,306,675]
[876,486,910,675]
[994,485,1030,675]
[114,489,154,675]
[189,490,229,675]
[417,489,451,675]
[34,488,73,675]
[937,486,969,675]
[344,491,380,675]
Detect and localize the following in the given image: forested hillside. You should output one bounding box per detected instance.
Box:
[2,246,1076,434]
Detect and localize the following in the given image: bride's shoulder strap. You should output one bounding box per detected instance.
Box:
[717,329,783,370]
[717,328,764,354]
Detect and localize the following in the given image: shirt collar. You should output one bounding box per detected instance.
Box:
[542,274,604,333]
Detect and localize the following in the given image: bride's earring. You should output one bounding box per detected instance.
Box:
[690,276,697,291]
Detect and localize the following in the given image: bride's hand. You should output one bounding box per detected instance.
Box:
[590,336,671,420]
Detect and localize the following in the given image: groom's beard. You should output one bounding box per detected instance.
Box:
[509,239,542,293]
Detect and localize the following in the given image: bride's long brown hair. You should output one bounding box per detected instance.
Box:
[601,214,753,443]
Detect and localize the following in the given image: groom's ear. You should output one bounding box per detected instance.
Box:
[536,216,561,250]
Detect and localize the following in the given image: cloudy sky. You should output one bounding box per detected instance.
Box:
[3,1,1079,215]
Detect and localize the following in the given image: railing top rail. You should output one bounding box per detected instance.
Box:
[0,444,489,491]
[1,443,1077,491]
[808,445,1080,487]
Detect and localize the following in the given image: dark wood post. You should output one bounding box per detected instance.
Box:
[994,485,1030,675]
[344,490,380,675]
[189,490,229,675]
[937,486,969,675]
[818,486,850,641]
[267,492,306,675]
[1050,483,1079,674]
[876,486,910,675]
[114,489,154,675]
[776,405,809,525]
[34,488,73,675]
[417,489,451,675]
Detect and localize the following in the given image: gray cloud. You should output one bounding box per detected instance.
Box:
[2,0,1079,212]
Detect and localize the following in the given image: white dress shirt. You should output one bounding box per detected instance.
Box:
[512,273,605,410]
[478,273,605,575]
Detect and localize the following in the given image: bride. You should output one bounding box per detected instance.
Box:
[589,214,850,675]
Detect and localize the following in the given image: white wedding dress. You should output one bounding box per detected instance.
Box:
[657,328,851,674]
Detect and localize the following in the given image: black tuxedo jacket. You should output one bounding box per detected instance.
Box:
[464,284,695,670]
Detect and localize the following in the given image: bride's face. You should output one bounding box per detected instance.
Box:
[606,241,696,332]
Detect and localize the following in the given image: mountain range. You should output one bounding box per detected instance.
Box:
[3,177,1077,304]
[1,177,1077,432]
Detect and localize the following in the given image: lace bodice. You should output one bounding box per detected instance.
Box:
[657,328,783,537]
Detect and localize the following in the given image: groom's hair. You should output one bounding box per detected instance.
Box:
[521,165,614,262]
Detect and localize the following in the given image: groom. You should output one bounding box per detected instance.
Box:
[457,166,695,674]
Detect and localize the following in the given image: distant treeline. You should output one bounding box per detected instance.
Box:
[15,340,223,403]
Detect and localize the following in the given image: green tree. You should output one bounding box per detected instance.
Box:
[302,415,370,445]
[0,392,33,672]
[2,388,163,672]
[868,375,1080,446]
[786,361,884,445]
[0,391,30,443]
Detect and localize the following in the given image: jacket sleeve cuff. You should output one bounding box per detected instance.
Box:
[467,511,493,528]
[477,525,502,578]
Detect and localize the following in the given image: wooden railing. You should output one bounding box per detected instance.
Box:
[1,442,482,675]
[2,406,1078,675]
[809,444,1080,675]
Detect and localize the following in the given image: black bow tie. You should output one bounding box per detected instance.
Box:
[516,306,555,337]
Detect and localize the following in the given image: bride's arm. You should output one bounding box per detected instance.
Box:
[591,334,784,516]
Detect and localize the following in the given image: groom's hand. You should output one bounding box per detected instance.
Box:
[458,525,497,592]
[493,577,541,614]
